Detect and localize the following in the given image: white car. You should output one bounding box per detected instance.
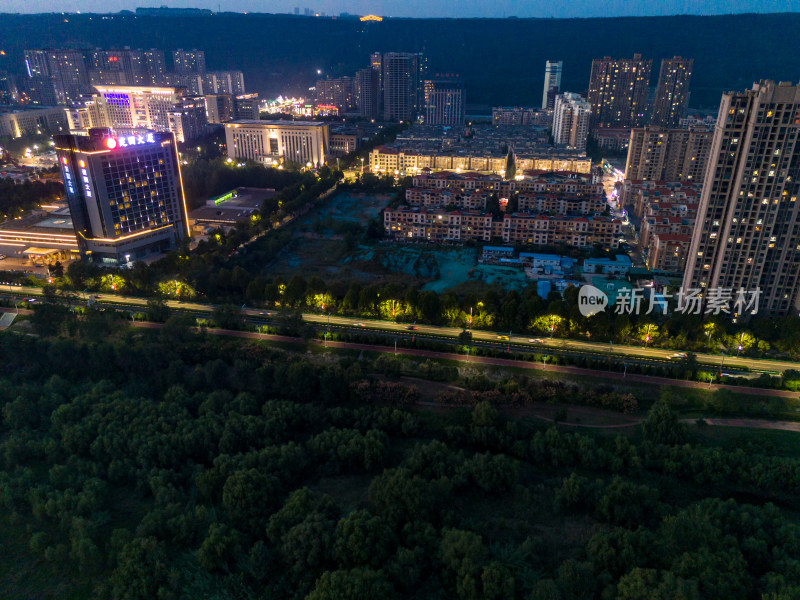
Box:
[529,338,544,344]
[669,352,688,360]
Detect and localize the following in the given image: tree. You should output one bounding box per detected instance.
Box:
[641,399,687,445]
[305,568,398,600]
[333,510,396,569]
[146,297,170,322]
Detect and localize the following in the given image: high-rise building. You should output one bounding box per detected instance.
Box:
[191,70,245,96]
[234,93,260,120]
[423,78,465,126]
[225,120,329,167]
[370,52,383,115]
[542,60,562,109]
[0,71,19,104]
[89,85,206,142]
[587,54,652,129]
[24,49,91,105]
[625,125,714,183]
[552,92,591,151]
[316,77,356,113]
[652,56,693,128]
[683,81,800,315]
[205,94,235,123]
[380,52,423,122]
[172,49,206,75]
[141,49,168,85]
[355,68,378,119]
[54,128,189,265]
[88,49,143,87]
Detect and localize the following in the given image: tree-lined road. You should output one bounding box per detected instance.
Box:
[2,283,799,375]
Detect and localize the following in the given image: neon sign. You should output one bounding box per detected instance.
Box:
[114,133,156,148]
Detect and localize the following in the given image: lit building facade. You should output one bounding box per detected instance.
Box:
[552,92,591,151]
[423,78,465,126]
[625,125,714,183]
[651,56,693,128]
[587,54,652,129]
[54,128,189,265]
[172,49,206,75]
[225,120,329,167]
[542,60,562,109]
[89,85,206,142]
[683,81,800,315]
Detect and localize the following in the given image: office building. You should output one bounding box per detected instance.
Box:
[355,68,379,119]
[380,52,423,122]
[169,96,208,142]
[651,56,693,128]
[625,125,714,183]
[172,49,206,75]
[587,54,652,129]
[205,94,235,123]
[89,85,206,142]
[234,93,260,120]
[683,81,800,315]
[552,92,591,151]
[54,128,189,265]
[0,107,71,138]
[542,60,562,109]
[423,78,465,126]
[316,77,356,113]
[224,120,329,167]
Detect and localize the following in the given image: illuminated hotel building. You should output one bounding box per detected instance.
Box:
[87,85,207,142]
[224,120,329,167]
[54,128,189,265]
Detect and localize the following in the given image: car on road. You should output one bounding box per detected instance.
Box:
[497,335,510,341]
[259,312,272,316]
[406,325,418,330]
[669,352,688,360]
[0,255,6,260]
[355,322,365,327]
[529,338,544,344]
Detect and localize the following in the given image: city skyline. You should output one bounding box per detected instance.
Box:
[2,0,794,18]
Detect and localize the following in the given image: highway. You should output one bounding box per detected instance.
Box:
[2,283,799,375]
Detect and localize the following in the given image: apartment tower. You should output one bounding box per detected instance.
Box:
[683,81,800,315]
[652,56,693,127]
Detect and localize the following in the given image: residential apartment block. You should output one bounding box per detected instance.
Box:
[625,126,714,183]
[683,80,800,316]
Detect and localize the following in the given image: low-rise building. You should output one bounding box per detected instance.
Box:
[583,255,632,275]
[405,188,488,210]
[502,214,623,247]
[384,206,492,242]
[518,193,606,216]
[647,233,691,272]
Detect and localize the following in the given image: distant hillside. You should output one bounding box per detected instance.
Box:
[1,12,799,109]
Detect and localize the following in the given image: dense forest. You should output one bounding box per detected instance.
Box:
[1,312,800,598]
[2,13,800,107]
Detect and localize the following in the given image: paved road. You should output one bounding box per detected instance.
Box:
[3,283,798,375]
